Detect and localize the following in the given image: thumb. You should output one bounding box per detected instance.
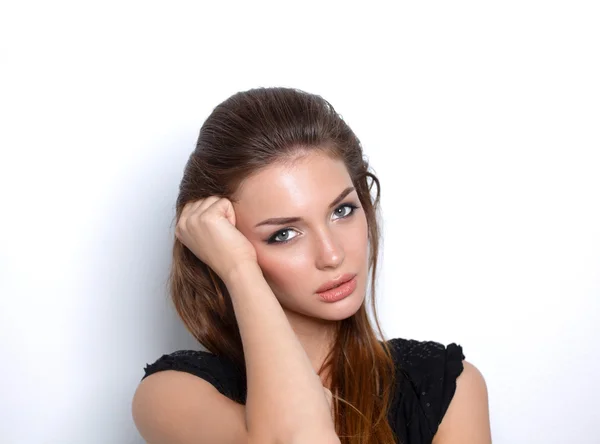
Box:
[215,197,237,227]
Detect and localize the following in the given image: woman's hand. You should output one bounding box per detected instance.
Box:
[176,196,258,283]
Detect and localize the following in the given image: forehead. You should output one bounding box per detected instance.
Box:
[234,153,352,216]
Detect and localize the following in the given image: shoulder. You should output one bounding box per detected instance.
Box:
[432,360,492,443]
[385,337,467,439]
[142,349,246,404]
[132,350,249,444]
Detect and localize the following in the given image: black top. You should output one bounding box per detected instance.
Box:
[142,337,465,444]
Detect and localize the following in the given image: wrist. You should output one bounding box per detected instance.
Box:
[223,261,263,289]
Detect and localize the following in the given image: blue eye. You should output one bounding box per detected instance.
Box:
[268,228,298,244]
[266,202,360,245]
[333,203,359,219]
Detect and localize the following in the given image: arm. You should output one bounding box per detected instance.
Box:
[225,262,340,444]
[432,360,492,444]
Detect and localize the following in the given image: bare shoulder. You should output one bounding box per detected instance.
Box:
[432,360,492,444]
[132,370,248,444]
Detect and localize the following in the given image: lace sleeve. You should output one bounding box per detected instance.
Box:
[142,349,246,404]
[388,338,466,437]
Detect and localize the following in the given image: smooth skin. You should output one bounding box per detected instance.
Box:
[132,151,491,443]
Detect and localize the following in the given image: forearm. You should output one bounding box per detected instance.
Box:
[225,263,338,444]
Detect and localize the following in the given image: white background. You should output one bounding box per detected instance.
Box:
[1,1,599,443]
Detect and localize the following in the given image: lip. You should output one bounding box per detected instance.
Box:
[317,276,357,303]
[316,273,357,293]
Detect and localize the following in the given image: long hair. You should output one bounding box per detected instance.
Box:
[169,87,398,444]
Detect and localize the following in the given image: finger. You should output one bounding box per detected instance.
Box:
[195,196,221,216]
[221,198,236,227]
[180,199,202,220]
[181,196,217,220]
[200,196,230,218]
[177,197,216,239]
[207,197,237,227]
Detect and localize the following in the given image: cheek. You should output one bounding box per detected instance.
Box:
[255,247,312,294]
[349,215,369,257]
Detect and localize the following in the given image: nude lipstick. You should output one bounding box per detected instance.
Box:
[316,273,357,303]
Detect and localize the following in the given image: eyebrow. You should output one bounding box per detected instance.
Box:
[254,186,356,228]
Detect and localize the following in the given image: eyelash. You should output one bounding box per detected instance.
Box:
[266,202,361,245]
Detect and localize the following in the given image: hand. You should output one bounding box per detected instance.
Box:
[175,196,258,283]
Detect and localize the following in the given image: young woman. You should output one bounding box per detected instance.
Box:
[131,87,492,444]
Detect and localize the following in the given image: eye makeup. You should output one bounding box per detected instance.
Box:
[265,202,360,245]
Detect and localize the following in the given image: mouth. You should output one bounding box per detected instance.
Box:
[316,275,358,303]
[316,273,357,293]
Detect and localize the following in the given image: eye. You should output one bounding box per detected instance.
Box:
[332,202,359,220]
[266,202,361,245]
[267,228,299,244]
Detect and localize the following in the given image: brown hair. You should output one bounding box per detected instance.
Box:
[169,87,398,443]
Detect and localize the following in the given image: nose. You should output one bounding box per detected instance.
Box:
[314,228,345,270]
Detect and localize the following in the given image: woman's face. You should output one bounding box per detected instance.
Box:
[232,151,369,324]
